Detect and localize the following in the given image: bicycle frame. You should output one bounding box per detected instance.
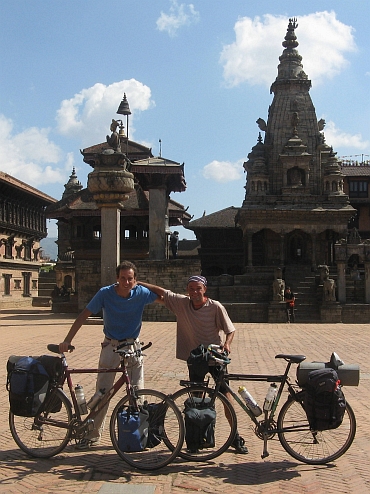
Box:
[203,359,305,459]
[37,356,136,437]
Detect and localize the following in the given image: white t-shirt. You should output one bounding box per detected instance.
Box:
[163,290,236,361]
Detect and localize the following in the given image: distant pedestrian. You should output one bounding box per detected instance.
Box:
[170,231,179,259]
[284,286,295,323]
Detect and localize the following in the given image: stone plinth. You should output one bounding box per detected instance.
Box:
[320,302,342,323]
[268,301,286,322]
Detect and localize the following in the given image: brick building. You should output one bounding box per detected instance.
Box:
[0,171,56,309]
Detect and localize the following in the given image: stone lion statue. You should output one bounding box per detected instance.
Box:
[273,277,285,302]
[323,278,336,302]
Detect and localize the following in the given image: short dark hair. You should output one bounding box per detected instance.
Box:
[116,261,137,278]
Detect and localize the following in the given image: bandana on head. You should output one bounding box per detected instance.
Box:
[187,275,207,286]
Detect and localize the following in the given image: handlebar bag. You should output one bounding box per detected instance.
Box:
[6,356,49,417]
[187,344,210,376]
[117,407,149,452]
[304,368,346,431]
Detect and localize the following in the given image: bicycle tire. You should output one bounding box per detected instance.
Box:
[9,388,73,458]
[278,392,356,464]
[110,388,184,470]
[170,385,237,461]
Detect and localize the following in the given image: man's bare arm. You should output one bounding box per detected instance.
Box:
[138,281,166,302]
[223,331,235,354]
[59,307,92,352]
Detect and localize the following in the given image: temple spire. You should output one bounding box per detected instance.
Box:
[62,167,83,198]
[271,17,310,89]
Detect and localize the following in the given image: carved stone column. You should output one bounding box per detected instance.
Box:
[246,231,253,266]
[364,261,370,304]
[148,186,168,260]
[280,232,285,266]
[336,261,346,304]
[87,152,134,286]
[311,231,317,270]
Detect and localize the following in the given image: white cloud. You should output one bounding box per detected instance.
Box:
[56,79,154,147]
[156,0,200,37]
[323,120,369,151]
[220,12,356,88]
[0,114,67,188]
[202,159,243,183]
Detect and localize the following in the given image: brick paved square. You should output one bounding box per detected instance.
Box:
[1,309,369,493]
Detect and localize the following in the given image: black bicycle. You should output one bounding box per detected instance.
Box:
[170,346,357,464]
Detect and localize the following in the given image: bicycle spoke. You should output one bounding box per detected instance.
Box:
[110,389,184,470]
[278,395,356,464]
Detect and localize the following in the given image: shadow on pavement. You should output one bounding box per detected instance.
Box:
[0,444,336,487]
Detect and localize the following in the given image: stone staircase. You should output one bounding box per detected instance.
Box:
[284,265,321,322]
[32,270,56,307]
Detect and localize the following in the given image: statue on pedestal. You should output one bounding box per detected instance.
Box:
[273,268,285,301]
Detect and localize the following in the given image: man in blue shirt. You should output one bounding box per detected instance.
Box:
[59,260,159,449]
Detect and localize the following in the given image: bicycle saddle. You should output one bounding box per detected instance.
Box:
[275,354,306,363]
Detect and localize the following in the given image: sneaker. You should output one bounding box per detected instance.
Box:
[231,434,248,454]
[75,438,100,450]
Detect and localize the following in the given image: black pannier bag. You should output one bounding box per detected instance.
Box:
[144,402,166,448]
[6,356,49,417]
[37,355,64,413]
[304,368,346,431]
[184,396,216,452]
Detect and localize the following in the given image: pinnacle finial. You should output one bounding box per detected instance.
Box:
[282,17,299,50]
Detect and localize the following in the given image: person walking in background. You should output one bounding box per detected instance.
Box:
[58,260,160,449]
[138,274,248,454]
[169,231,179,259]
[284,286,295,323]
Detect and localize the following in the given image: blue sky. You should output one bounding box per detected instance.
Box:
[1,1,369,239]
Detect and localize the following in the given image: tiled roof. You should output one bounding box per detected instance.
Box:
[341,165,370,177]
[188,207,239,229]
[46,185,190,222]
[0,171,57,204]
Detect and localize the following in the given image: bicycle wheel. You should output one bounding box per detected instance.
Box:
[278,393,356,464]
[110,389,184,470]
[9,388,73,458]
[171,385,237,461]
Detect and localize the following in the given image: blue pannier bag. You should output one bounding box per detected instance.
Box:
[6,356,50,417]
[117,407,149,452]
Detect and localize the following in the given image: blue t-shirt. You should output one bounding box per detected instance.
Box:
[86,284,157,340]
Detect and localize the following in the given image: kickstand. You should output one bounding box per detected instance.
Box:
[261,433,269,459]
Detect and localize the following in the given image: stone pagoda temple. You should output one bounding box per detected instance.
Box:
[187,19,370,323]
[236,18,355,270]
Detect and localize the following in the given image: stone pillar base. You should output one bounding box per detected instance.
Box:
[320,303,342,323]
[268,301,287,323]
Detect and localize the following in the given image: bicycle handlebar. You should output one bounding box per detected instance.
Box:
[47,343,75,354]
[114,341,152,358]
[207,344,231,365]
